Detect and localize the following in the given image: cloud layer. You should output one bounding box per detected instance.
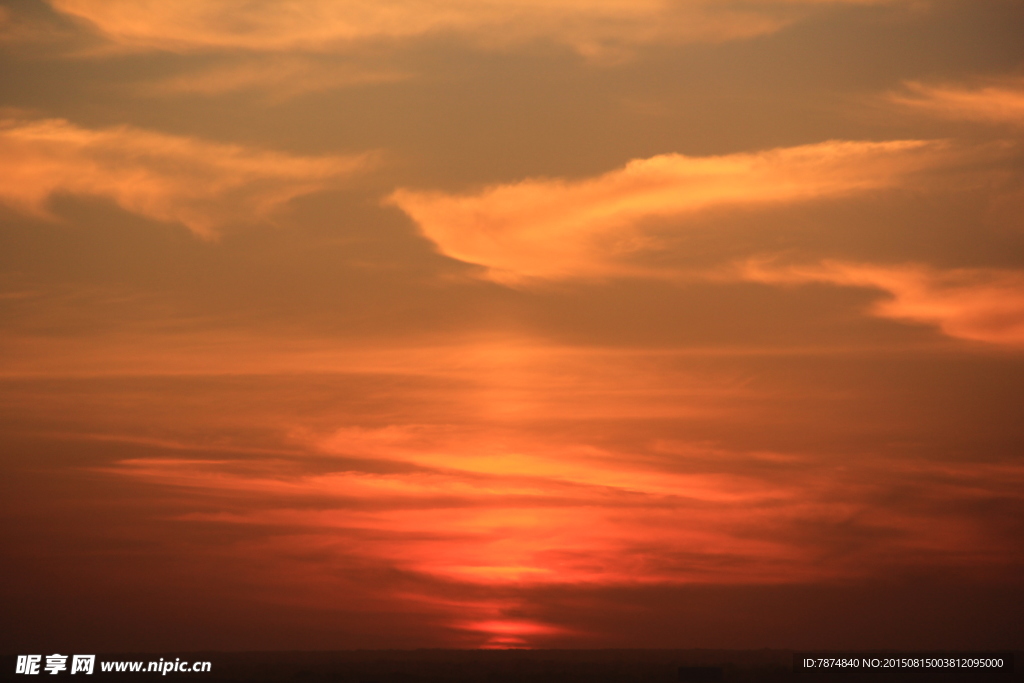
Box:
[892,80,1024,127]
[0,117,370,236]
[390,140,949,282]
[89,388,1024,646]
[47,0,904,57]
[741,260,1024,347]
[149,57,409,98]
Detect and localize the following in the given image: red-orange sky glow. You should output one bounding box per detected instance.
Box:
[2,0,1023,654]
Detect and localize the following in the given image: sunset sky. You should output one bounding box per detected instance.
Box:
[2,0,1023,652]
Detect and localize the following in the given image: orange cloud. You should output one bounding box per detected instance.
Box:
[892,80,1024,127]
[0,117,371,237]
[46,0,904,58]
[0,5,75,47]
[389,140,948,283]
[92,434,830,593]
[94,418,1024,648]
[8,326,1022,646]
[741,260,1024,346]
[149,57,410,98]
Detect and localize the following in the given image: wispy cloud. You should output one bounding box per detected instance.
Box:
[95,420,1024,646]
[6,328,1022,646]
[46,0,909,59]
[741,260,1024,347]
[389,140,950,283]
[149,56,410,98]
[0,4,80,49]
[0,117,372,237]
[891,79,1024,127]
